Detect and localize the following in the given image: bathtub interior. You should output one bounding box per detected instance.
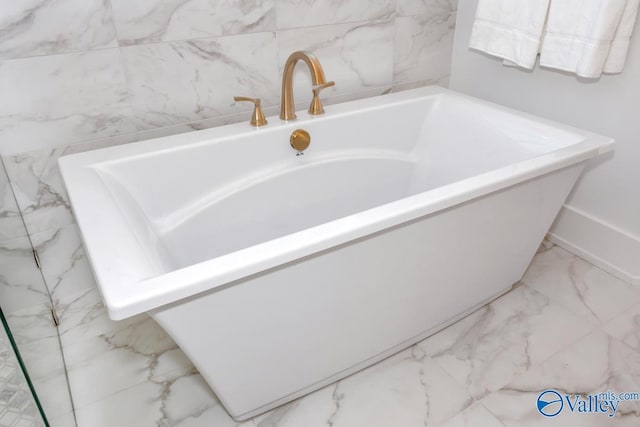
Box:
[92,91,587,273]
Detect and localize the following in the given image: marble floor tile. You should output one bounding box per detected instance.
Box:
[480,330,640,426]
[254,346,474,427]
[602,303,640,353]
[436,402,505,427]
[161,374,252,427]
[74,374,254,427]
[56,288,195,412]
[419,284,595,399]
[28,368,73,421]
[2,305,57,349]
[522,246,640,325]
[61,311,186,409]
[73,381,164,427]
[42,240,640,426]
[55,288,136,343]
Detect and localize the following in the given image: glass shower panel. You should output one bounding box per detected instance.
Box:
[1,307,46,427]
[0,158,75,426]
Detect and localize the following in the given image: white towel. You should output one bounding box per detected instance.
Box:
[469,0,551,69]
[469,0,640,78]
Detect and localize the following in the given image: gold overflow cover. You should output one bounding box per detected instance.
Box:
[290,129,311,152]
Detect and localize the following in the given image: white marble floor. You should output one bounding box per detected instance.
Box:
[51,242,640,427]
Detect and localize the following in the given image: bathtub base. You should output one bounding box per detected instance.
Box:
[150,164,585,421]
[218,283,514,420]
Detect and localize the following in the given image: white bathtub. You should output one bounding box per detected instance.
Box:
[59,86,613,420]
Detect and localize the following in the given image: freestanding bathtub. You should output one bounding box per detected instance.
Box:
[59,86,613,420]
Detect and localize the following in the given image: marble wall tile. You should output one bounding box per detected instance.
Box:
[2,133,138,236]
[419,285,595,400]
[31,224,95,301]
[481,330,640,426]
[391,78,446,93]
[122,32,280,129]
[0,160,27,241]
[135,104,281,141]
[397,0,458,17]
[277,20,394,110]
[0,0,117,61]
[0,48,137,156]
[394,9,456,85]
[3,151,75,237]
[0,236,50,313]
[276,0,395,29]
[111,0,276,46]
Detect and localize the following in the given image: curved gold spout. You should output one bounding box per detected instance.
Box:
[280,51,328,121]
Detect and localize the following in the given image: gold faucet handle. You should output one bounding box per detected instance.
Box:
[309,81,335,115]
[233,96,268,127]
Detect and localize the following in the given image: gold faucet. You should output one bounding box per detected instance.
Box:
[280,51,335,121]
[233,96,268,127]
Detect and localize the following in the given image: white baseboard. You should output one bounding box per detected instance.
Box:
[547,205,640,286]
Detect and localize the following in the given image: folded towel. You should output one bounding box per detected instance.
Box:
[605,0,640,72]
[541,0,639,77]
[469,0,640,78]
[469,0,551,69]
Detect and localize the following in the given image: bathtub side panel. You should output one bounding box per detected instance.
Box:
[151,164,584,420]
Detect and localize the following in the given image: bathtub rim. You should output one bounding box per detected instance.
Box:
[58,86,614,320]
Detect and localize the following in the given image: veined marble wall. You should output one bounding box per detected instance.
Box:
[0,1,457,425]
[0,0,457,156]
